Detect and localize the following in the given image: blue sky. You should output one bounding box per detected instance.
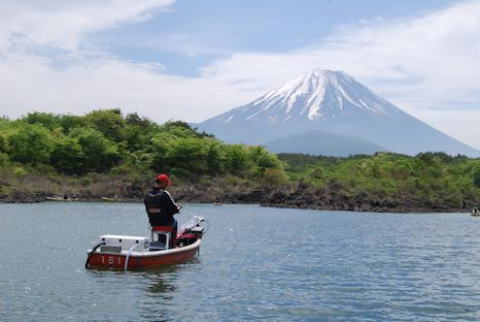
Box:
[94,0,455,76]
[0,0,479,149]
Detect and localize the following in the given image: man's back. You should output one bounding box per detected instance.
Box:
[144,188,179,227]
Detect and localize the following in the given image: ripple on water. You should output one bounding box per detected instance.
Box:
[1,203,480,321]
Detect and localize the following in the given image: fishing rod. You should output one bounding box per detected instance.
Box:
[180,205,220,217]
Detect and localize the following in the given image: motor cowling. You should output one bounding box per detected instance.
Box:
[176,226,204,246]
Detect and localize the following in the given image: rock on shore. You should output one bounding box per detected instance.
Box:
[260,182,471,213]
[0,182,474,213]
[0,190,50,203]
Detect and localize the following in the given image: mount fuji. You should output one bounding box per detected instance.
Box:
[197,69,479,157]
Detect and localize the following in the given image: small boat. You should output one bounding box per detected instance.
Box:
[472,208,480,216]
[45,196,75,201]
[85,216,206,270]
[101,196,122,202]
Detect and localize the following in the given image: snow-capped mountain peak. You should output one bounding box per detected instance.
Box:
[214,69,397,124]
[197,69,480,156]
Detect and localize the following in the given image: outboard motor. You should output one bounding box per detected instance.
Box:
[176,216,206,247]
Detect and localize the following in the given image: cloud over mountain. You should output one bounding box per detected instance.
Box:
[0,0,478,149]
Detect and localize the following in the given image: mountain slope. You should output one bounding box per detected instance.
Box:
[197,69,479,156]
[264,130,387,157]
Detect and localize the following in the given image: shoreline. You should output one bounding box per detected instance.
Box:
[0,188,474,214]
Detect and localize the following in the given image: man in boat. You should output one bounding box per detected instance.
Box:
[143,174,181,248]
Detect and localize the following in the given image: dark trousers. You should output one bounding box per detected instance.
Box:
[170,219,178,248]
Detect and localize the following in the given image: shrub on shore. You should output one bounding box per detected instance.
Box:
[0,110,286,194]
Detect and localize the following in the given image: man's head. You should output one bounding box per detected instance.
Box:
[155,174,170,189]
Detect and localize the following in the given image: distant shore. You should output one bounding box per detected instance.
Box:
[0,185,266,205]
[0,184,474,213]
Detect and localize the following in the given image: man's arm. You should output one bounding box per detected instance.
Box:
[161,191,180,215]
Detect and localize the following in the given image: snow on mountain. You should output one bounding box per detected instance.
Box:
[211,69,402,125]
[197,69,480,157]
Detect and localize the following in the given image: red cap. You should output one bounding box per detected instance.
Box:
[156,174,171,185]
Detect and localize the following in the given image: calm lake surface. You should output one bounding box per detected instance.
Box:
[1,202,480,321]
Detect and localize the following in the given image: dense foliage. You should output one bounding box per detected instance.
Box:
[278,152,480,208]
[1,110,479,210]
[0,110,285,182]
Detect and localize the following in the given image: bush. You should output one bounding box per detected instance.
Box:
[50,137,85,175]
[22,112,62,130]
[223,145,251,175]
[261,168,288,186]
[8,124,53,164]
[474,168,480,189]
[13,166,27,177]
[59,115,87,133]
[85,109,126,141]
[166,137,208,175]
[248,146,283,175]
[150,133,175,172]
[0,152,9,165]
[0,133,7,152]
[70,128,120,173]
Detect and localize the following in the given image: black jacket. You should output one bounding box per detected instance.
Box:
[143,188,179,226]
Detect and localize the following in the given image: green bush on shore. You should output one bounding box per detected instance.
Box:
[0,110,286,185]
[1,110,479,209]
[277,152,480,207]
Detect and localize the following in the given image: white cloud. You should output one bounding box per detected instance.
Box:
[195,0,480,148]
[0,0,175,51]
[0,0,479,149]
[0,52,243,123]
[199,0,480,111]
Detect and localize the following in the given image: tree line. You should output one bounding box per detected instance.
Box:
[0,110,286,183]
[278,152,480,208]
[1,109,479,207]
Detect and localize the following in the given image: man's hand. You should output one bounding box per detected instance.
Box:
[177,203,183,210]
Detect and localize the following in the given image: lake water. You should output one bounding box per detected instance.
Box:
[1,203,480,321]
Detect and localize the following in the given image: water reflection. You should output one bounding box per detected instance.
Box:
[142,266,179,297]
[142,258,200,296]
[138,261,200,322]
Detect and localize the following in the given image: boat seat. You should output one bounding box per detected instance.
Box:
[150,225,173,250]
[149,241,167,251]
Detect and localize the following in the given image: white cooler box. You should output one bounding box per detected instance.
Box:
[100,235,150,252]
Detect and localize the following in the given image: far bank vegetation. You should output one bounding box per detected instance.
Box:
[0,109,479,210]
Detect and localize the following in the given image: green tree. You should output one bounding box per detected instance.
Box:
[59,115,88,133]
[162,120,213,138]
[124,123,158,152]
[167,137,208,175]
[22,112,62,130]
[0,133,7,152]
[205,141,224,175]
[150,133,175,172]
[473,168,480,189]
[8,124,53,164]
[161,121,198,138]
[126,112,154,128]
[49,137,85,174]
[71,128,120,172]
[85,109,126,141]
[248,146,282,174]
[223,145,250,175]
